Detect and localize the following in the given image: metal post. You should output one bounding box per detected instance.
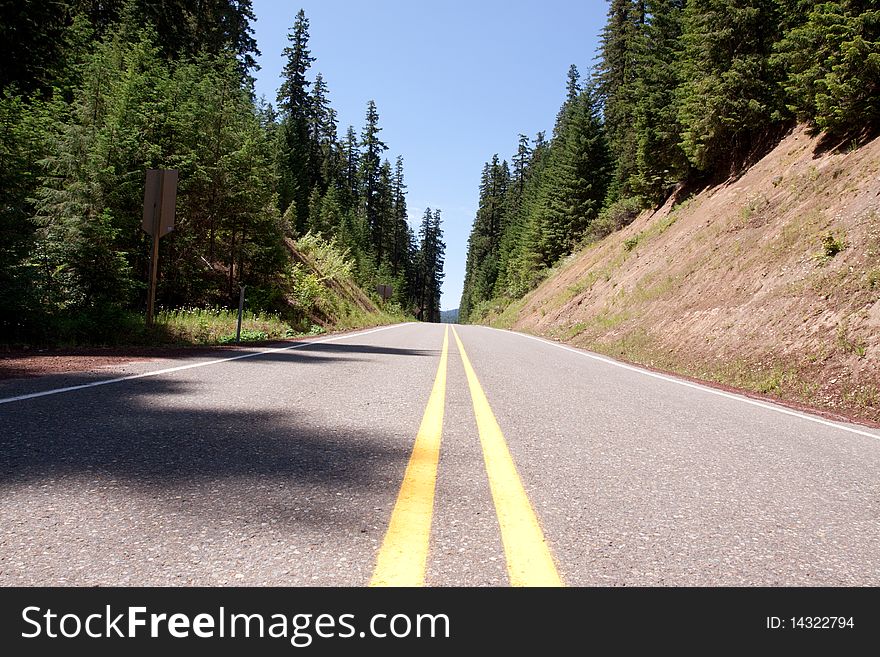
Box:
[146,174,164,327]
[236,284,246,343]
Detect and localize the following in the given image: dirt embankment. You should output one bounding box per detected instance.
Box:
[487,125,880,424]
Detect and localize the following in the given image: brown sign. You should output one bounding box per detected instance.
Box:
[143,169,178,326]
[376,284,393,301]
[142,169,178,237]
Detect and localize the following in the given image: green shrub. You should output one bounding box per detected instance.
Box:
[592,196,645,239]
[822,231,845,258]
[297,232,354,281]
[291,264,325,312]
[53,306,146,345]
[218,329,269,344]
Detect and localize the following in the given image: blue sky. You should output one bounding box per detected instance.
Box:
[250,1,607,310]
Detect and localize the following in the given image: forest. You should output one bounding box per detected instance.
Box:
[0,1,446,345]
[459,0,879,322]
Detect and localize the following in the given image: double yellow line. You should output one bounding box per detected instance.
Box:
[369,328,448,586]
[370,326,562,587]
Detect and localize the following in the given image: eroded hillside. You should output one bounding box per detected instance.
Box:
[482,126,880,423]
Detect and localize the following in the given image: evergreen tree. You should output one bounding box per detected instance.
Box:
[0,5,426,344]
[417,208,445,322]
[531,82,611,264]
[631,0,689,204]
[135,0,260,75]
[342,125,360,208]
[0,93,64,341]
[277,9,315,232]
[501,134,551,299]
[308,72,339,191]
[596,0,646,200]
[494,134,532,298]
[34,34,160,322]
[33,32,284,327]
[512,134,532,199]
[773,1,880,136]
[376,158,395,263]
[0,1,85,94]
[316,186,343,237]
[388,156,413,279]
[460,0,877,324]
[359,100,388,263]
[677,0,785,173]
[459,155,510,320]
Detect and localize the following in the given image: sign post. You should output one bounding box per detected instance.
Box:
[142,169,178,326]
[236,284,246,343]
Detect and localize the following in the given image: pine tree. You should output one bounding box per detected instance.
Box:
[30,30,285,327]
[512,134,532,199]
[1,4,428,343]
[532,82,611,264]
[494,134,532,298]
[493,134,533,297]
[565,64,581,102]
[459,155,510,320]
[359,100,388,264]
[117,1,260,78]
[308,72,339,191]
[0,93,64,341]
[342,125,360,208]
[773,1,880,136]
[276,9,315,232]
[460,0,876,325]
[502,134,551,299]
[277,9,314,113]
[0,1,79,94]
[631,0,688,204]
[596,0,646,200]
[316,186,343,238]
[677,0,785,173]
[417,208,445,322]
[376,158,395,264]
[388,156,412,278]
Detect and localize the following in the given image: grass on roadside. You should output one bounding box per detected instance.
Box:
[155,306,301,345]
[331,306,409,332]
[155,303,411,346]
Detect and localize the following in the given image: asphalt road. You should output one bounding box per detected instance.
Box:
[1,323,879,586]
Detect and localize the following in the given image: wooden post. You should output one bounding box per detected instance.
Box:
[236,284,246,342]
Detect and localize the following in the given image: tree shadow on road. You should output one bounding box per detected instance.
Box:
[0,372,417,531]
[291,342,437,357]
[0,342,435,381]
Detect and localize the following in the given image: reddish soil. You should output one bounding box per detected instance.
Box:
[490,125,880,425]
[0,350,157,379]
[0,327,380,380]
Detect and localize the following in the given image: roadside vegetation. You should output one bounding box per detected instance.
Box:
[1,3,443,349]
[1,229,408,348]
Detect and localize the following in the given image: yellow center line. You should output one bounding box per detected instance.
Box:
[451,326,564,587]
[370,326,449,587]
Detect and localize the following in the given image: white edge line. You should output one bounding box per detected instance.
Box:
[481,326,880,442]
[0,323,409,406]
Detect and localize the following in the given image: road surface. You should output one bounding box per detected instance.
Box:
[1,323,879,586]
